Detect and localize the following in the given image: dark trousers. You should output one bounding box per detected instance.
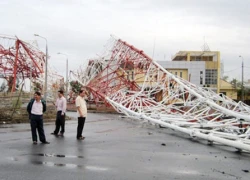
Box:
[54,111,65,134]
[77,117,86,138]
[30,114,46,142]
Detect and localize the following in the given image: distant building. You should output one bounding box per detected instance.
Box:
[220,79,237,100]
[157,50,237,99]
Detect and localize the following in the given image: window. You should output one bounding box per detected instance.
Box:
[180,72,182,78]
[127,71,134,81]
[220,92,226,95]
[205,69,217,85]
[200,71,203,85]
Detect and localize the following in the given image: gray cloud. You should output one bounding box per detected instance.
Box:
[0,0,249,81]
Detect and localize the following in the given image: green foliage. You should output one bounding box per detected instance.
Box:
[230,78,239,89]
[222,76,229,81]
[33,81,42,92]
[70,81,82,93]
[237,87,250,100]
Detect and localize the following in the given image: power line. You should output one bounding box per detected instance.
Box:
[223,67,241,73]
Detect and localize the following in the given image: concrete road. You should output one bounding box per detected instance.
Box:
[0,112,250,180]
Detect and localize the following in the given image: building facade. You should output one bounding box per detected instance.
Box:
[157,51,237,99]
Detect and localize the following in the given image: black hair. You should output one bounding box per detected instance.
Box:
[34,91,41,96]
[58,90,64,94]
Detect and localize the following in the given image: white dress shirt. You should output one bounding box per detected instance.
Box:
[75,96,87,117]
[31,100,43,115]
[55,96,67,114]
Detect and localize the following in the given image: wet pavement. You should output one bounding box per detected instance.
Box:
[0,112,250,180]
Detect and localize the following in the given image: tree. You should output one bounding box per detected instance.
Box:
[70,81,82,93]
[222,76,229,81]
[5,76,21,92]
[245,87,250,100]
[230,79,247,101]
[33,81,43,92]
[230,78,239,89]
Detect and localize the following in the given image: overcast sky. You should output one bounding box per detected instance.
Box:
[1,0,250,81]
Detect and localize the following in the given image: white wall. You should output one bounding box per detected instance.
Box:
[157,61,206,86]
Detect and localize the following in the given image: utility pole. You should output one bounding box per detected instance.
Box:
[239,55,244,102]
[57,52,69,100]
[34,34,48,101]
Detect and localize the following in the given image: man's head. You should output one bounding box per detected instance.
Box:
[34,91,41,101]
[58,90,64,97]
[79,90,86,97]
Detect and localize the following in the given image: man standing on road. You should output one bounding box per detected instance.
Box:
[51,90,67,136]
[75,89,87,140]
[27,91,50,144]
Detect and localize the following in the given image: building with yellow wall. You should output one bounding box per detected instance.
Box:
[158,51,237,99]
[219,79,237,100]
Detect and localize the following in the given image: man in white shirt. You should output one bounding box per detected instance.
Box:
[51,90,67,136]
[27,91,50,144]
[75,89,88,140]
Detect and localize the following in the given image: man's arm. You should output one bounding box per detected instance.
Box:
[75,97,82,117]
[42,100,46,113]
[76,106,83,117]
[27,99,34,114]
[27,101,31,113]
[62,98,67,115]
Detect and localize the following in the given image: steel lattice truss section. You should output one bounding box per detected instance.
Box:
[0,35,45,92]
[0,35,64,98]
[73,37,250,152]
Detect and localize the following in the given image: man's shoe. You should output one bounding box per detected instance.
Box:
[42,141,50,144]
[58,133,64,136]
[77,136,85,140]
[51,132,58,136]
[33,141,37,144]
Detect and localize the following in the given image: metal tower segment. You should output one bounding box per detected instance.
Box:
[73,37,250,152]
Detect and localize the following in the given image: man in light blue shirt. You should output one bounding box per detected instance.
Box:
[51,90,67,136]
